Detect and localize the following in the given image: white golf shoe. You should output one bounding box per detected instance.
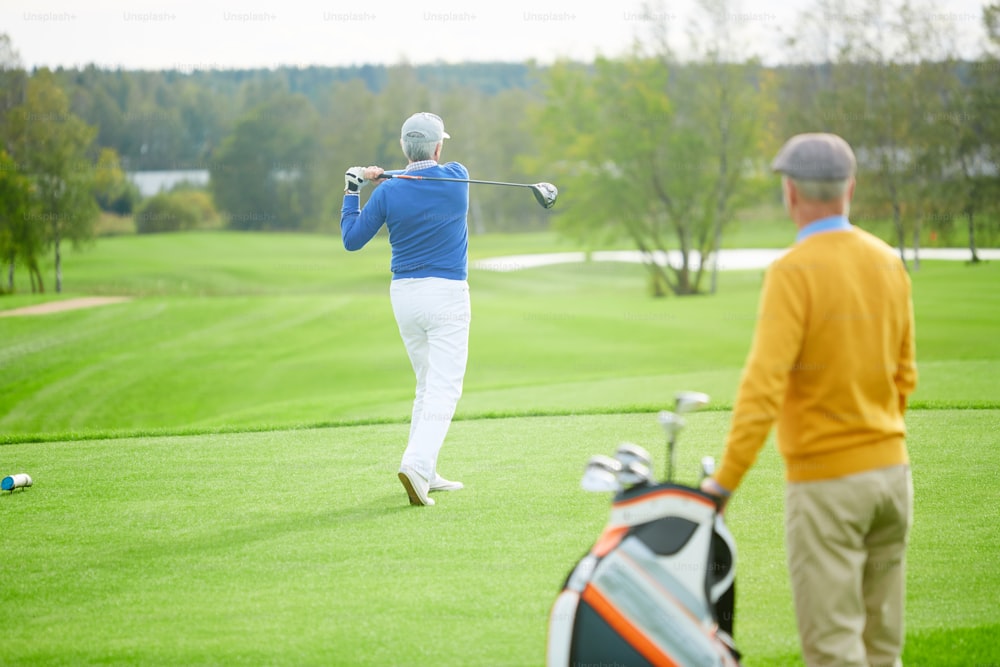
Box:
[398,465,434,506]
[429,474,464,492]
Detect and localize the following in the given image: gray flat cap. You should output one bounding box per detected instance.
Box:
[771,133,857,180]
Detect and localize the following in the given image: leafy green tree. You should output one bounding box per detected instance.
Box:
[211,93,326,231]
[92,147,141,215]
[896,4,1000,263]
[534,46,766,295]
[968,4,1000,254]
[451,85,549,233]
[0,34,35,292]
[7,68,99,293]
[830,1,921,267]
[921,59,985,263]
[666,0,778,293]
[368,65,432,171]
[777,0,999,265]
[317,78,383,228]
[0,34,27,151]
[318,69,550,233]
[0,150,41,292]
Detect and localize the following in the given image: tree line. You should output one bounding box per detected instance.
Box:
[1,0,998,295]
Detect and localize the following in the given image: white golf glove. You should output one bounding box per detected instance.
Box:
[345,166,367,193]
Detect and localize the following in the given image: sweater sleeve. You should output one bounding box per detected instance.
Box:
[894,277,918,414]
[340,191,385,251]
[714,263,807,493]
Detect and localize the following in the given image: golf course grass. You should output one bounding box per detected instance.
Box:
[2,230,998,665]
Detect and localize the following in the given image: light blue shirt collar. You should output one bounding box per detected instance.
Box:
[796,215,852,243]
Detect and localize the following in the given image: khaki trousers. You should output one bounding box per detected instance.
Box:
[785,465,913,667]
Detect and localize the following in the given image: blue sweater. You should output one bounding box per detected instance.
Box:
[341,162,470,281]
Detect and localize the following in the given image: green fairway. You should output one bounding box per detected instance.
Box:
[2,233,997,441]
[2,411,997,666]
[2,231,998,665]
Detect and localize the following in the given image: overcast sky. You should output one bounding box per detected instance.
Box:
[2,0,990,71]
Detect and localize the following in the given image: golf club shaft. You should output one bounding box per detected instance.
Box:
[667,438,676,482]
[379,173,536,189]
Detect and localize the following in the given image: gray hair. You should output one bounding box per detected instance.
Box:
[401,138,438,162]
[788,177,851,202]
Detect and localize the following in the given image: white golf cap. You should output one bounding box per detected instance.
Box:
[401,112,450,143]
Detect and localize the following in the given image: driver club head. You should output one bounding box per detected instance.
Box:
[675,391,710,415]
[532,182,558,209]
[581,455,623,493]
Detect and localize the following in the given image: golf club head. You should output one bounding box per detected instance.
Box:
[618,460,653,487]
[532,182,558,209]
[581,455,623,493]
[613,443,652,488]
[614,442,652,469]
[701,456,716,479]
[675,391,710,414]
[657,411,685,438]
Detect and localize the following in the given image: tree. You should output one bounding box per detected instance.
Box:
[668,0,777,293]
[966,4,1000,256]
[92,147,140,215]
[777,0,999,267]
[7,68,99,293]
[0,34,27,151]
[897,4,1000,264]
[533,2,767,297]
[318,78,383,229]
[534,57,674,295]
[829,0,922,269]
[0,150,41,292]
[210,93,326,230]
[441,83,549,233]
[0,34,33,291]
[928,59,986,263]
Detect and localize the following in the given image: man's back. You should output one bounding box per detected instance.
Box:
[363,162,469,281]
[762,226,917,481]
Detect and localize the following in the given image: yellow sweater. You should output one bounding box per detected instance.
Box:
[715,223,918,491]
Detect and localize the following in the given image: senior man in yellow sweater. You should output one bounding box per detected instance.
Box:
[701,133,918,667]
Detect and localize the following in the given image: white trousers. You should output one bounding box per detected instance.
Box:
[390,277,471,481]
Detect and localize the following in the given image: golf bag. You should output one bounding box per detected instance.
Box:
[546,481,741,667]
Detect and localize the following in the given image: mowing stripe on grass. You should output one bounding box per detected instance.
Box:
[3,400,997,446]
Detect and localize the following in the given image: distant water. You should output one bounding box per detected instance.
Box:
[129,170,210,197]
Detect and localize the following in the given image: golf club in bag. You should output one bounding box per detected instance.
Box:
[377,172,558,209]
[547,391,742,667]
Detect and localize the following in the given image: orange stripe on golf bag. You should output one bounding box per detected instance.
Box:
[613,487,716,512]
[591,525,629,558]
[616,547,714,632]
[581,583,680,667]
[612,547,740,666]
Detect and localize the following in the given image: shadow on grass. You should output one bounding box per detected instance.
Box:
[106,492,416,565]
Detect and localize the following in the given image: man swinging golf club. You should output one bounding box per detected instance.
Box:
[341,112,469,507]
